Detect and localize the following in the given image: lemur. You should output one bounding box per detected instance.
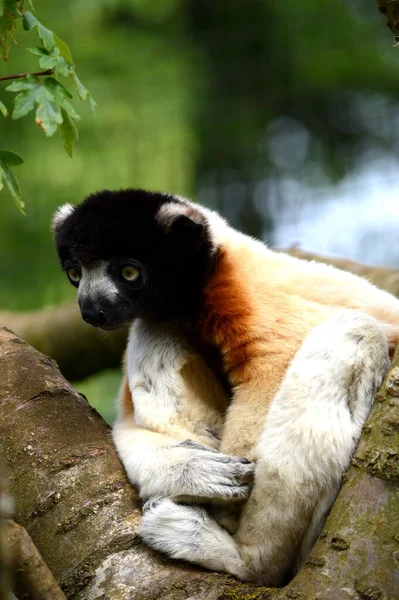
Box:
[53,189,399,586]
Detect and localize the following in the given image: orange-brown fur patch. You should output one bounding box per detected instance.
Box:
[119,374,134,418]
[197,249,257,385]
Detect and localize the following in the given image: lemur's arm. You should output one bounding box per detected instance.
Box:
[112,319,254,502]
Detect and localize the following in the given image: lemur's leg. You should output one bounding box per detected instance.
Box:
[113,319,255,503]
[141,312,389,585]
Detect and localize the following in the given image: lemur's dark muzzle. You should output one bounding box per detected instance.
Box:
[80,299,107,327]
[79,297,134,330]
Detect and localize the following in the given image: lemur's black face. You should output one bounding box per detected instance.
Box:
[53,189,214,329]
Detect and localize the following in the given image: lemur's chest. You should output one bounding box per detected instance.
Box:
[127,319,229,448]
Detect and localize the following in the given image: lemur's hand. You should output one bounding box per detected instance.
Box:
[171,440,255,502]
[137,439,255,503]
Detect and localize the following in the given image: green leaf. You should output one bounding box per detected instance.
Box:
[59,108,78,158]
[55,35,73,65]
[70,68,97,113]
[7,75,38,118]
[12,87,36,118]
[0,149,23,165]
[0,0,4,18]
[44,77,80,120]
[0,99,8,116]
[27,46,69,77]
[43,76,72,100]
[0,158,25,213]
[7,75,62,136]
[35,93,62,137]
[5,76,37,92]
[26,45,44,56]
[22,11,55,51]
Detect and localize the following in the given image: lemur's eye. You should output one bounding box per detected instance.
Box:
[67,267,81,283]
[122,265,140,282]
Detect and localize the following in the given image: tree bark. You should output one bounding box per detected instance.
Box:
[5,519,66,600]
[1,250,399,381]
[1,325,398,599]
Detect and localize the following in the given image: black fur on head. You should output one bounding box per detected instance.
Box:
[53,189,215,323]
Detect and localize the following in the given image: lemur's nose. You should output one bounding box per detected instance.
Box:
[80,300,107,327]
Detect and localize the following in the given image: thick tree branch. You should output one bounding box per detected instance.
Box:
[0,467,12,600]
[5,519,66,600]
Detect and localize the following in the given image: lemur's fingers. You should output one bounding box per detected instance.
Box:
[174,440,256,501]
[139,440,256,502]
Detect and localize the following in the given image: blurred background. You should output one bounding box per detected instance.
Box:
[1,0,398,421]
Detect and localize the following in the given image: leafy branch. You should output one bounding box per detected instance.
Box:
[0,0,96,212]
[0,68,54,81]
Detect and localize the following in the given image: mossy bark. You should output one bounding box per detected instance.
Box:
[1,325,398,598]
[5,519,66,600]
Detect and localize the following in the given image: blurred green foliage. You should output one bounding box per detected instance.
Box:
[1,0,398,420]
[74,368,122,424]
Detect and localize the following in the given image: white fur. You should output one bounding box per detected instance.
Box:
[139,312,389,585]
[77,261,119,305]
[113,319,255,502]
[52,203,75,230]
[141,498,247,578]
[126,319,188,429]
[156,198,230,252]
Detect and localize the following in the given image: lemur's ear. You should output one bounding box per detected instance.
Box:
[52,203,75,232]
[156,202,205,235]
[169,214,204,236]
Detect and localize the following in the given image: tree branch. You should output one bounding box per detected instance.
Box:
[5,519,66,600]
[0,69,54,82]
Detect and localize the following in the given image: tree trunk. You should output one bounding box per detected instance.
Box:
[1,250,399,381]
[1,325,398,599]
